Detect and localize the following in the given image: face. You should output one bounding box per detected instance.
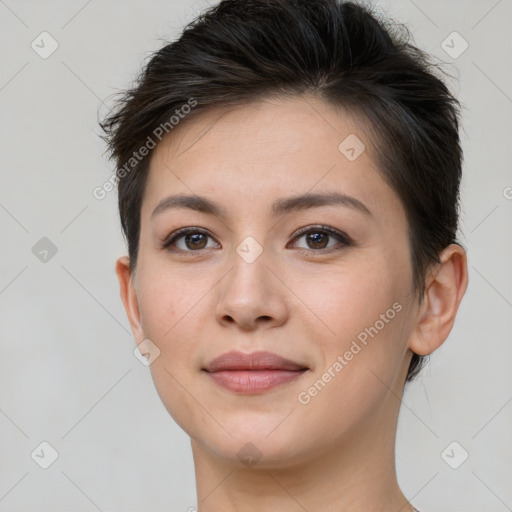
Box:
[120,95,419,468]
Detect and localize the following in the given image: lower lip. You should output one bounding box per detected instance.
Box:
[204,369,307,393]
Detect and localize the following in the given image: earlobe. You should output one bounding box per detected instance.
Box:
[115,256,144,341]
[409,244,469,356]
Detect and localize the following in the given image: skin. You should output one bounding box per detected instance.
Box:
[115,94,468,512]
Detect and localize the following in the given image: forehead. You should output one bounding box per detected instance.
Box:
[142,95,404,224]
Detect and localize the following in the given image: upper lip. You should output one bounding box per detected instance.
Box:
[203,351,309,372]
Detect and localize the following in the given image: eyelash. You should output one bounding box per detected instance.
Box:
[161,225,353,255]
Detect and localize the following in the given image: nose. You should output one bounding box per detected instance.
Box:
[214,247,289,331]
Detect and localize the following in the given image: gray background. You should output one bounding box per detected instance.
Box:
[0,0,511,510]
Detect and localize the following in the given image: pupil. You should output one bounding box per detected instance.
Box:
[187,233,206,249]
[308,232,327,249]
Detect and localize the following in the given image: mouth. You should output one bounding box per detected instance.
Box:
[202,350,309,394]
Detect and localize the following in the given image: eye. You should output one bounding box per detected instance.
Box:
[162,228,219,253]
[161,225,352,255]
[288,225,352,253]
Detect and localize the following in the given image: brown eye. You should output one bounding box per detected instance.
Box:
[184,233,208,250]
[305,232,329,249]
[162,225,351,255]
[163,228,219,253]
[290,226,352,252]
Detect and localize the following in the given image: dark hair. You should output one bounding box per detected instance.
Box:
[99,0,464,381]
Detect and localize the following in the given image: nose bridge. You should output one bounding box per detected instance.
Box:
[225,235,272,304]
[235,234,266,266]
[215,234,287,329]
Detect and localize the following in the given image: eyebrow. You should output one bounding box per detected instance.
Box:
[151,191,372,220]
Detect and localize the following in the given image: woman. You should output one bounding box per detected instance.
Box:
[100,1,468,510]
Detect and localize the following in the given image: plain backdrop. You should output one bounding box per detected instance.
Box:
[1,0,511,511]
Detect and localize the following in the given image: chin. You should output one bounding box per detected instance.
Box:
[197,417,315,468]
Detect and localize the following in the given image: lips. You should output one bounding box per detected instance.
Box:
[203,350,309,372]
[202,351,309,394]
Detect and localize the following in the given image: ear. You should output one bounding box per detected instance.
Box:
[409,244,468,356]
[115,256,145,343]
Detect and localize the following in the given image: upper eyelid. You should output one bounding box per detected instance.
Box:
[292,225,350,240]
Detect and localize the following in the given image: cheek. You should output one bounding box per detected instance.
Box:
[294,298,407,447]
[137,265,211,342]
[294,256,398,343]
[295,257,407,394]
[136,270,209,432]
[135,268,204,386]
